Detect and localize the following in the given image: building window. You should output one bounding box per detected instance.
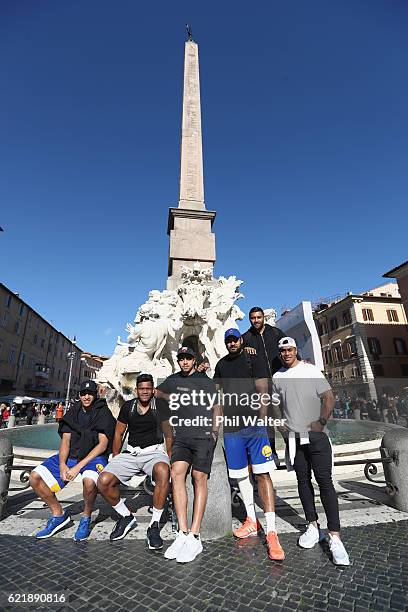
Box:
[351,366,361,378]
[20,352,26,367]
[387,309,399,323]
[33,334,38,345]
[317,321,327,336]
[332,345,343,363]
[373,363,384,377]
[19,304,24,317]
[40,338,45,348]
[8,348,15,363]
[329,317,338,331]
[323,350,332,365]
[368,337,382,356]
[362,308,374,322]
[394,338,407,355]
[2,311,9,327]
[14,321,20,334]
[342,310,352,326]
[347,338,357,357]
[6,294,12,308]
[401,364,408,377]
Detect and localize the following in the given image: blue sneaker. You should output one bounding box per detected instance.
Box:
[36,511,71,539]
[74,516,92,541]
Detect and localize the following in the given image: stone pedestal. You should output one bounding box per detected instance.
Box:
[0,436,13,520]
[7,416,16,429]
[186,436,232,540]
[381,428,408,512]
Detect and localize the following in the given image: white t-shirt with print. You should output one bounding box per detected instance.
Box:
[272,361,331,435]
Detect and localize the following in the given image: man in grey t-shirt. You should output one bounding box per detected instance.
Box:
[272,337,350,566]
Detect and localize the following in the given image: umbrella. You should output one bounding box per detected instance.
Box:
[0,395,35,405]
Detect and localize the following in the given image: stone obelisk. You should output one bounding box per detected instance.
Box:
[167,33,216,290]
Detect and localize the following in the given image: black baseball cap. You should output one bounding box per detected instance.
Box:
[176,346,196,359]
[79,380,98,395]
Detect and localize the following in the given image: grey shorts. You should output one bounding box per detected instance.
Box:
[102,444,170,484]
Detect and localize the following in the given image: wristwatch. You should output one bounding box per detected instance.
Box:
[318,417,327,427]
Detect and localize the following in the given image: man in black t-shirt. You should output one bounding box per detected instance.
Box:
[97,374,173,548]
[157,346,221,564]
[214,328,285,562]
[243,306,286,455]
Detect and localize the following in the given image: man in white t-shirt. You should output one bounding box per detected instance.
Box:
[272,337,350,566]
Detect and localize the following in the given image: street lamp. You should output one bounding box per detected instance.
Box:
[65,339,77,409]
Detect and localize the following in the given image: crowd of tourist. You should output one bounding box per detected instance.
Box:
[333,393,408,425]
[0,401,66,427]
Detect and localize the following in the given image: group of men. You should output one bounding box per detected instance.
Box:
[29,306,350,566]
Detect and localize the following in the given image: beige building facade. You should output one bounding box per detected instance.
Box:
[314,283,408,400]
[384,261,408,317]
[80,352,107,381]
[0,282,89,400]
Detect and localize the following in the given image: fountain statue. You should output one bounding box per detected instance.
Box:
[97,263,244,414]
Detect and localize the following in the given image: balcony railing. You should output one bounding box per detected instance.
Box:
[35,365,50,379]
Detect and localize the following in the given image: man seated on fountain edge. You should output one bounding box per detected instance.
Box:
[29,379,116,541]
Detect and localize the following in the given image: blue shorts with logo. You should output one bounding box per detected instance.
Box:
[223,426,277,478]
[33,454,107,492]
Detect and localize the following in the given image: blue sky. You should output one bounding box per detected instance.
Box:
[1,0,407,356]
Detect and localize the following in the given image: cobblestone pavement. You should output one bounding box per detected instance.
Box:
[2,466,408,611]
[1,520,408,612]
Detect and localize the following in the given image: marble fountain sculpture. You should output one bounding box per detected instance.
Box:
[97,263,245,416]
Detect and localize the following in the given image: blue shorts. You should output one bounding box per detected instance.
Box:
[223,426,277,478]
[33,454,107,493]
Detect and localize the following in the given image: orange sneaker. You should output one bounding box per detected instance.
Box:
[266,531,285,561]
[233,516,260,539]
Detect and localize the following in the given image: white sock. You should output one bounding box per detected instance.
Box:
[265,511,276,534]
[149,506,163,526]
[113,498,131,517]
[237,476,256,522]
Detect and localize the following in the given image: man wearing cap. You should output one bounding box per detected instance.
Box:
[214,328,285,561]
[29,380,116,541]
[272,337,350,566]
[97,373,173,548]
[156,346,221,563]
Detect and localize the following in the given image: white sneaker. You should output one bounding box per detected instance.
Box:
[298,523,321,549]
[164,531,188,560]
[329,534,350,566]
[176,532,203,563]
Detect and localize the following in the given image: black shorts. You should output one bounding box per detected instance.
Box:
[171,437,215,475]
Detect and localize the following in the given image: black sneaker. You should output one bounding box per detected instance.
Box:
[146,521,163,550]
[110,515,137,541]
